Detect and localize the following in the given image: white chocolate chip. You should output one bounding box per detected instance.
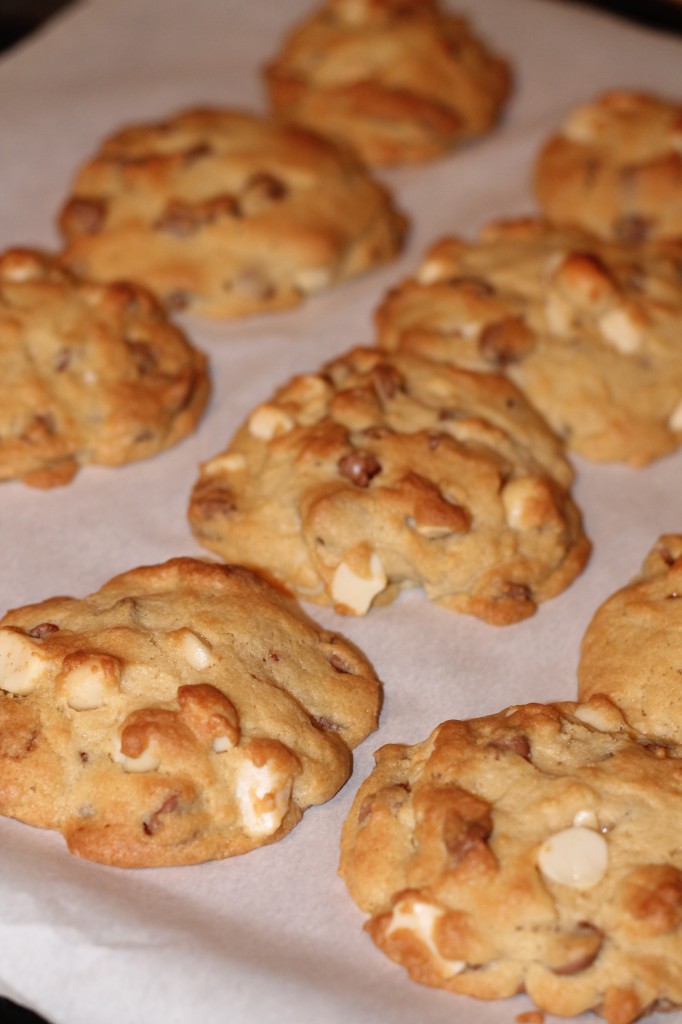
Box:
[235,757,292,837]
[668,399,682,432]
[572,808,599,830]
[294,267,332,294]
[170,628,214,670]
[331,553,387,614]
[0,628,50,695]
[597,308,642,353]
[573,701,622,732]
[562,106,599,143]
[459,321,480,339]
[112,737,161,773]
[538,826,608,889]
[63,657,114,711]
[248,404,294,442]
[417,259,447,285]
[387,899,466,978]
[501,477,550,531]
[203,452,247,475]
[212,735,235,753]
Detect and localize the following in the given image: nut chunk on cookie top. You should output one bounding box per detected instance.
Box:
[376,218,682,466]
[0,558,381,867]
[189,347,589,625]
[0,248,209,487]
[57,107,407,319]
[265,0,511,167]
[534,90,682,242]
[579,534,682,746]
[339,697,682,1023]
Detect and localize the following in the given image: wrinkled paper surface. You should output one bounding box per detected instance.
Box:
[1,1,682,1021]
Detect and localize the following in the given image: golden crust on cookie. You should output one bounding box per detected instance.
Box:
[579,535,682,745]
[340,697,682,1022]
[189,346,589,624]
[58,107,408,319]
[265,0,511,167]
[376,217,682,466]
[0,558,381,866]
[534,90,682,242]
[0,248,209,487]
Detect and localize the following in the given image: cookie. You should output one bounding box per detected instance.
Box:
[339,697,682,1023]
[265,0,511,167]
[534,90,682,242]
[189,347,590,625]
[0,558,381,867]
[0,248,209,487]
[579,535,682,746]
[376,217,682,466]
[58,107,408,319]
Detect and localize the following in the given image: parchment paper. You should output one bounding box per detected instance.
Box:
[1,1,682,1022]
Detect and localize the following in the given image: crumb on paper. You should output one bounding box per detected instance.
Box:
[515,1012,545,1024]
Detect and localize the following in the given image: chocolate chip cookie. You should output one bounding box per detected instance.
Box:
[376,218,682,465]
[58,107,408,319]
[265,0,511,166]
[0,248,209,487]
[0,558,381,866]
[340,697,682,1023]
[189,347,589,624]
[579,535,682,745]
[534,90,682,242]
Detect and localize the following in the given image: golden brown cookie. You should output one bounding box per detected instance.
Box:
[265,0,511,167]
[579,535,682,745]
[0,558,381,867]
[340,697,682,1023]
[376,217,682,466]
[58,107,408,319]
[0,248,209,487]
[534,90,682,242]
[189,346,589,624]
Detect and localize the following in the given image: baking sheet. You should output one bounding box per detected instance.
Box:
[1,1,682,1021]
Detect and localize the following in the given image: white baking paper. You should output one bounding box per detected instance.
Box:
[1,1,682,1022]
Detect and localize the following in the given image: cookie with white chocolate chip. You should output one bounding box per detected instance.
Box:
[376,218,682,465]
[579,534,682,746]
[339,696,682,1023]
[264,0,511,167]
[57,107,407,319]
[189,346,590,624]
[0,248,209,487]
[0,558,381,867]
[534,90,682,242]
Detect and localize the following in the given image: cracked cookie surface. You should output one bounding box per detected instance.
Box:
[0,558,381,867]
[0,248,209,487]
[265,0,511,167]
[534,90,682,242]
[189,346,589,624]
[339,697,682,1023]
[579,534,682,746]
[58,107,407,319]
[376,217,682,465]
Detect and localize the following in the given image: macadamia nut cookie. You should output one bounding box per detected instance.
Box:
[340,697,682,1023]
[0,558,381,867]
[265,0,511,167]
[58,107,408,319]
[376,218,682,465]
[0,248,209,487]
[534,90,682,242]
[189,347,589,625]
[579,535,682,745]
